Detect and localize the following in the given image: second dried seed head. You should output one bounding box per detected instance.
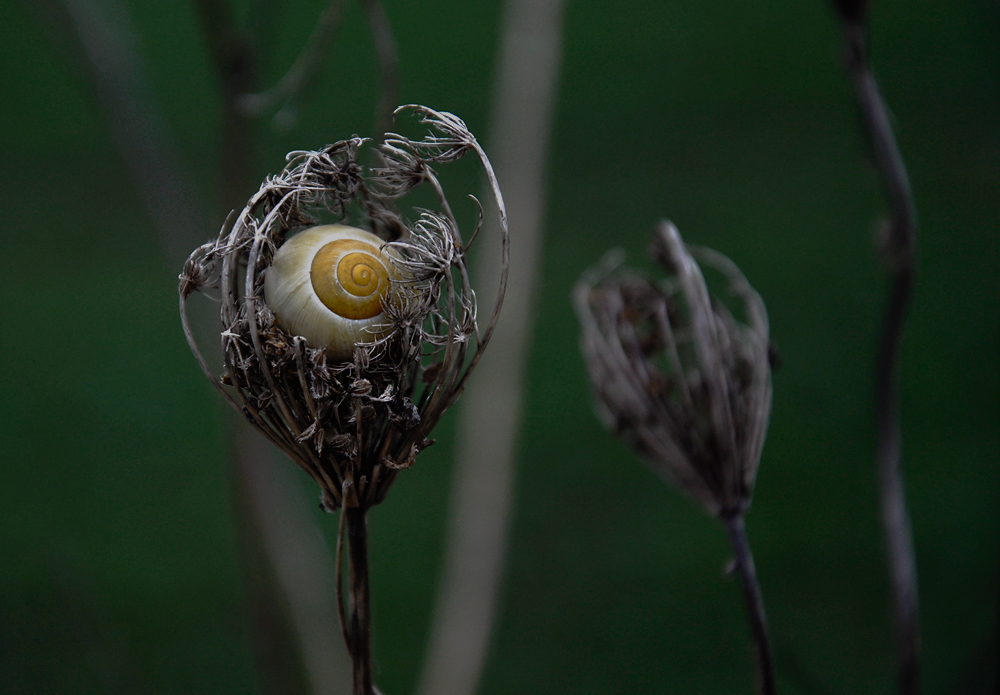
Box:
[575,221,772,518]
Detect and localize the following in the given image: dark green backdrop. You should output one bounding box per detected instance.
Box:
[1,0,997,692]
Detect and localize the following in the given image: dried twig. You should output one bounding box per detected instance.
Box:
[193,3,347,693]
[345,507,373,695]
[359,0,399,140]
[726,514,776,695]
[32,1,327,690]
[237,0,398,144]
[238,0,348,118]
[194,0,256,209]
[21,0,207,268]
[240,434,351,695]
[832,4,921,692]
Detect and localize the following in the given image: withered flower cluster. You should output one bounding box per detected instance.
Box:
[179,105,509,513]
[574,220,772,519]
[575,220,777,693]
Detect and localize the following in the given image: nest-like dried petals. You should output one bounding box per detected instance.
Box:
[575,221,772,517]
[179,106,509,511]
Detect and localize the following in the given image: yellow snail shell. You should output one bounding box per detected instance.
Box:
[263,225,402,361]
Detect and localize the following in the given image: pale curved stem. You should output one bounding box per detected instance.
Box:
[241,433,351,695]
[26,0,207,268]
[47,0,353,691]
[238,0,348,117]
[359,0,398,140]
[414,1,567,694]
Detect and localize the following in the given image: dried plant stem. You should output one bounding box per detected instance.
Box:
[48,0,328,690]
[232,436,310,695]
[194,0,256,209]
[724,514,776,695]
[196,4,324,693]
[840,21,920,695]
[415,1,565,693]
[238,0,397,144]
[243,434,351,695]
[28,0,207,268]
[359,0,398,140]
[345,507,374,695]
[238,0,348,117]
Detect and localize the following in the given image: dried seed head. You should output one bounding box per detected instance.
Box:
[575,221,772,518]
[179,106,509,511]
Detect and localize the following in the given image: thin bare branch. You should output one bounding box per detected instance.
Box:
[725,514,776,695]
[837,17,920,695]
[192,5,353,694]
[21,0,208,268]
[241,434,351,695]
[359,0,399,140]
[239,0,349,118]
[336,500,351,652]
[193,0,256,208]
[345,508,373,695]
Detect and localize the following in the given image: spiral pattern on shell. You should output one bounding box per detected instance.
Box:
[310,239,390,319]
[264,225,401,361]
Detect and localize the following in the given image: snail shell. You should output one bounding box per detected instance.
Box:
[263,225,402,361]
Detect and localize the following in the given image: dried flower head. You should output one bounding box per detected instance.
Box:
[179,105,508,512]
[574,221,772,518]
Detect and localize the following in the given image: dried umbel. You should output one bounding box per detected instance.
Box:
[574,221,772,518]
[576,220,777,694]
[179,105,509,512]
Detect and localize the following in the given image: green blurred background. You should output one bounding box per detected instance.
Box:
[1,0,997,693]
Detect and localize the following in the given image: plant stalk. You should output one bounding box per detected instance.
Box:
[840,20,920,695]
[725,513,776,695]
[346,506,374,695]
